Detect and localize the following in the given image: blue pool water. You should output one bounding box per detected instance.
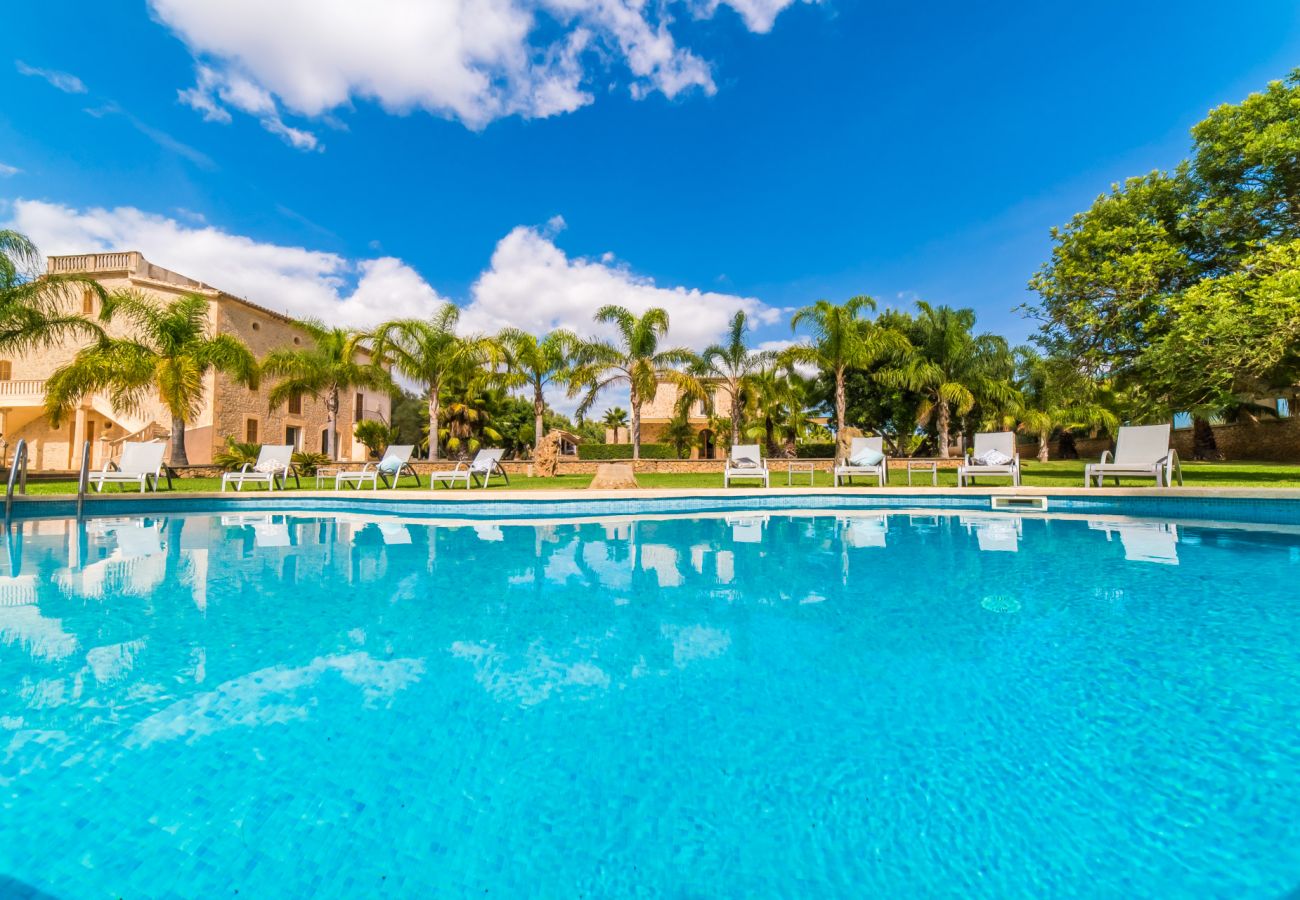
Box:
[1,509,1299,897]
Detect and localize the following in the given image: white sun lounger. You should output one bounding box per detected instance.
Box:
[88,442,168,493]
[841,515,888,548]
[334,445,419,490]
[723,444,769,488]
[221,444,298,491]
[430,449,509,489]
[1084,424,1181,487]
[1089,521,1180,565]
[834,436,888,486]
[957,431,1021,487]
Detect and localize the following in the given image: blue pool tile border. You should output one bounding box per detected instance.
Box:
[12,492,1300,527]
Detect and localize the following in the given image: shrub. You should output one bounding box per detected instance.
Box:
[577,443,676,460]
[213,439,260,471]
[353,420,395,459]
[794,442,837,459]
[292,451,331,476]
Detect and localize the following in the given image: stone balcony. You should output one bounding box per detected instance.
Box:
[0,379,48,408]
[47,252,217,291]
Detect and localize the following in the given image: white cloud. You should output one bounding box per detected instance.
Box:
[5,202,777,354]
[0,163,19,177]
[15,60,87,94]
[6,200,448,326]
[462,221,778,349]
[149,0,811,144]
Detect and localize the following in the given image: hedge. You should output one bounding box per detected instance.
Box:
[577,443,677,460]
[794,442,837,459]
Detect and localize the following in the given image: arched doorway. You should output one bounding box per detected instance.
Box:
[698,429,716,460]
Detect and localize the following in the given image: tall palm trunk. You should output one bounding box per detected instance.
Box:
[936,400,951,459]
[326,387,340,460]
[630,384,641,461]
[834,368,847,436]
[729,385,741,450]
[427,391,441,461]
[1192,416,1222,460]
[169,415,189,466]
[1037,428,1051,463]
[533,384,546,451]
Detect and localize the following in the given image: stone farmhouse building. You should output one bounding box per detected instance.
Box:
[627,379,738,459]
[0,252,391,471]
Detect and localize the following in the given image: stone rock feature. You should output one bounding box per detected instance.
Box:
[836,426,864,462]
[589,463,639,490]
[534,431,564,477]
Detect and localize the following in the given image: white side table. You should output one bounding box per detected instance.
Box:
[314,466,342,489]
[786,460,816,486]
[906,460,938,486]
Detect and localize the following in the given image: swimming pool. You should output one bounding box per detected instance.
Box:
[2,508,1298,896]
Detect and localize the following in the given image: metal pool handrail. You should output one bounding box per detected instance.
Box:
[4,438,28,523]
[76,440,91,521]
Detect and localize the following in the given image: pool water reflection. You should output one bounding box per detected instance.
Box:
[1,510,1299,897]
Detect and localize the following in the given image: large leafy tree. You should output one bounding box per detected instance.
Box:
[262,323,391,461]
[1026,69,1300,455]
[0,230,106,353]
[371,304,496,461]
[45,291,259,466]
[877,302,1018,458]
[568,305,698,460]
[785,296,905,436]
[694,311,777,449]
[497,327,576,452]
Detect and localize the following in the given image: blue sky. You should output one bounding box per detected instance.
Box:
[3,0,1300,360]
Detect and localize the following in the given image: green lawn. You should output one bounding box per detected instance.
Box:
[17,460,1300,495]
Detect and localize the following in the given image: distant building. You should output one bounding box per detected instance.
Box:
[627,378,737,459]
[0,252,390,470]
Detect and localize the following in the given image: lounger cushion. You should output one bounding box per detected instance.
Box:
[254,460,284,474]
[849,448,885,467]
[377,457,403,473]
[973,449,1012,466]
[730,456,760,469]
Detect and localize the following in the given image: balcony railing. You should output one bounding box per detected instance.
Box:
[47,252,141,274]
[0,379,46,403]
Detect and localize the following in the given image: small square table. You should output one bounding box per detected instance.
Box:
[786,460,817,486]
[314,466,343,489]
[906,460,938,486]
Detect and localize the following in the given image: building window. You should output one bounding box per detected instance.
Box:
[245,418,259,444]
[321,428,330,455]
[251,321,260,331]
[285,426,302,449]
[0,361,11,381]
[82,289,95,315]
[287,395,302,415]
[355,392,364,421]
[1277,398,1291,419]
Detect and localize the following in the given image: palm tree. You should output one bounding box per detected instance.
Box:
[498,327,576,452]
[786,296,906,436]
[44,291,259,466]
[744,367,820,456]
[695,311,777,449]
[437,373,502,457]
[371,304,496,461]
[568,306,700,460]
[1015,348,1118,462]
[262,323,391,461]
[0,230,106,352]
[878,302,1018,458]
[600,407,629,443]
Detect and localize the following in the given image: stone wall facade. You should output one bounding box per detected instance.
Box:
[3,253,390,471]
